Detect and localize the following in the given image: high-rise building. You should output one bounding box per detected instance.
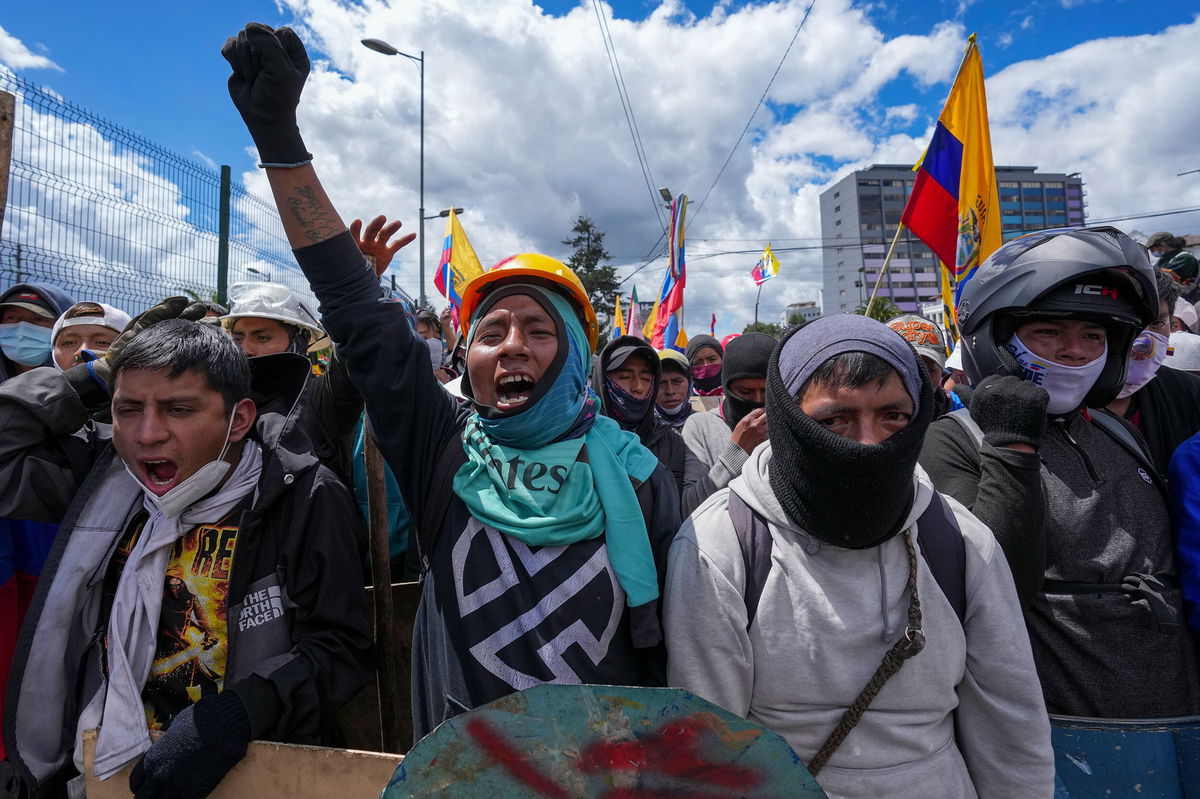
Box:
[779,301,822,326]
[819,165,1086,315]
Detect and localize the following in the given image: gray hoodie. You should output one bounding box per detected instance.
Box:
[664,443,1053,799]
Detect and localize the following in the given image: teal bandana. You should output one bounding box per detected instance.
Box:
[455,287,661,607]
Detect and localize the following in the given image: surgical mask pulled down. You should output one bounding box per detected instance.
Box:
[1007,333,1108,416]
[1116,330,1171,399]
[0,321,52,366]
[123,412,238,519]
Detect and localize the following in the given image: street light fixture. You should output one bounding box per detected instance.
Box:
[246,266,272,282]
[362,37,427,306]
[424,207,464,221]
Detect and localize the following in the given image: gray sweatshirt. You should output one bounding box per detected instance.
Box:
[680,407,747,515]
[664,443,1054,799]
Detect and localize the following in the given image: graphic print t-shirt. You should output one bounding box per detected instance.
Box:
[103,507,242,730]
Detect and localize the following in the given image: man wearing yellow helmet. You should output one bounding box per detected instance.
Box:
[223,23,683,741]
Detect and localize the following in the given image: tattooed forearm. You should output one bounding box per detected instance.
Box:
[285,185,342,242]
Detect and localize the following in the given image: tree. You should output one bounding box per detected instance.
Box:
[742,321,783,337]
[563,216,621,329]
[855,297,903,322]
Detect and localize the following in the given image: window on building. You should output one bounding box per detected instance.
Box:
[999,181,1020,188]
[834,205,840,212]
[858,179,879,186]
[834,191,840,198]
[1044,181,1064,188]
[835,219,841,226]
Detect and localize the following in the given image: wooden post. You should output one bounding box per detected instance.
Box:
[0,91,16,239]
[865,224,906,316]
[363,432,404,752]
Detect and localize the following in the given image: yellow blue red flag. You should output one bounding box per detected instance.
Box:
[751,244,780,285]
[644,194,688,351]
[435,208,484,310]
[900,35,1000,316]
[614,293,626,337]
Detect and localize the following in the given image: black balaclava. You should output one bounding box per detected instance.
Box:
[591,335,660,436]
[685,335,724,394]
[766,315,934,549]
[720,332,776,428]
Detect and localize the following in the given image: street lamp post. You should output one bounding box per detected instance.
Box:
[362,38,426,306]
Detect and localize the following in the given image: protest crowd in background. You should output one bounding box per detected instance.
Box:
[0,20,1199,799]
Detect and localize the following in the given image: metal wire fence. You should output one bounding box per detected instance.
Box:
[0,69,315,317]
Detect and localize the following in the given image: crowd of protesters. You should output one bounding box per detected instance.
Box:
[1,21,1199,799]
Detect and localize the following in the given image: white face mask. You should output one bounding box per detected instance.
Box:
[123,412,237,519]
[1008,333,1108,415]
[1116,330,1171,399]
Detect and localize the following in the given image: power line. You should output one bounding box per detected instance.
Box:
[591,0,666,231]
[688,0,816,229]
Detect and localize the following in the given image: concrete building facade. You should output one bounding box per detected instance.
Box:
[820,165,1087,315]
[779,301,822,326]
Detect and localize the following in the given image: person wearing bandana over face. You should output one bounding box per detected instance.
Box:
[680,333,775,515]
[0,308,371,799]
[590,337,704,505]
[684,335,724,411]
[1104,269,1200,478]
[222,282,365,492]
[665,315,1053,798]
[654,348,694,430]
[920,226,1200,720]
[218,21,683,743]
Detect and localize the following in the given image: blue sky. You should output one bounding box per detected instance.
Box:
[2,0,1198,332]
[3,0,1189,184]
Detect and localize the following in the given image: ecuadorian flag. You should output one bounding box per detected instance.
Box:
[900,35,1000,316]
[434,208,484,310]
[643,194,689,351]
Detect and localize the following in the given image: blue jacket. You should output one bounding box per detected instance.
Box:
[1169,432,1200,631]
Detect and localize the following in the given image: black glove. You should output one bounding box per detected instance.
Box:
[950,382,974,409]
[129,691,251,799]
[64,297,209,405]
[222,23,312,165]
[969,374,1048,448]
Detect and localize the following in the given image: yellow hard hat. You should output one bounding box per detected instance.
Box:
[459,253,599,352]
[657,348,690,371]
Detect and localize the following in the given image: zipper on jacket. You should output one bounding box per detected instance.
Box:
[1053,420,1100,483]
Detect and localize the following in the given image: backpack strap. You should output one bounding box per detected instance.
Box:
[914,492,967,625]
[1089,410,1165,492]
[728,488,967,628]
[727,491,773,631]
[946,407,985,448]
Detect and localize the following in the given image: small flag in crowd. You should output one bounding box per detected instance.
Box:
[900,34,1000,323]
[710,313,717,336]
[751,244,780,286]
[614,293,626,337]
[626,285,645,341]
[434,208,485,313]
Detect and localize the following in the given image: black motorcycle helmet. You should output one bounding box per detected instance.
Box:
[957,226,1158,410]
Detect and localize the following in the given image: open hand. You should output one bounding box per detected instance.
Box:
[350,215,416,277]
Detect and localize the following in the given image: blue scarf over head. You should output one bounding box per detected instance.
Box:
[454,285,661,607]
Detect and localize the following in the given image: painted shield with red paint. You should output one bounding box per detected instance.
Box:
[383,684,826,798]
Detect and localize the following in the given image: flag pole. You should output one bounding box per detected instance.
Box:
[866,223,906,316]
[755,281,763,325]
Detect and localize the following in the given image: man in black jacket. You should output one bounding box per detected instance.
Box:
[1105,268,1200,479]
[221,23,681,743]
[919,227,1200,720]
[0,311,372,799]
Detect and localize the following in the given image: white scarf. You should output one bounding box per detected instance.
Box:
[92,441,263,780]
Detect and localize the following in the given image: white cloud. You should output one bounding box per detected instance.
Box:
[996,32,1014,49]
[0,25,61,72]
[220,2,1200,335]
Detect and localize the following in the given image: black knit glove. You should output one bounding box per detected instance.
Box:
[222,23,312,165]
[969,374,1049,448]
[63,296,208,412]
[129,691,251,799]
